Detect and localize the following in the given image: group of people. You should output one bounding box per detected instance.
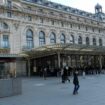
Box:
[61,66,70,83]
[61,67,80,95]
[41,66,80,95]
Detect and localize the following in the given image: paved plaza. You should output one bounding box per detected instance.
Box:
[0,75,105,105]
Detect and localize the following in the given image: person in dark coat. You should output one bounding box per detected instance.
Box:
[61,68,65,83]
[73,70,80,95]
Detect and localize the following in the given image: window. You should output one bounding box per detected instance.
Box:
[77,18,79,21]
[50,12,54,15]
[39,31,45,46]
[28,16,32,21]
[3,35,9,48]
[78,36,82,44]
[60,33,65,43]
[3,23,8,29]
[40,18,43,23]
[92,28,94,32]
[7,11,12,17]
[26,29,34,49]
[51,20,54,25]
[93,38,96,46]
[99,38,103,46]
[39,9,43,12]
[78,25,80,29]
[99,29,100,33]
[50,32,56,44]
[86,37,90,45]
[28,6,31,10]
[86,26,88,31]
[70,24,72,28]
[61,22,64,27]
[7,0,12,9]
[70,35,74,44]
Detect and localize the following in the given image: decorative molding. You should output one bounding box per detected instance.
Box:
[13,22,20,30]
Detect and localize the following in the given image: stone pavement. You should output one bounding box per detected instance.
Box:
[0,75,105,105]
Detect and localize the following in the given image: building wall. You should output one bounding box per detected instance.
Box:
[0,0,105,76]
[0,0,104,54]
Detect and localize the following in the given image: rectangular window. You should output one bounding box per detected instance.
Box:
[3,35,9,48]
[7,11,12,17]
[51,20,54,25]
[40,18,43,23]
[28,6,31,10]
[99,29,100,33]
[92,28,94,32]
[61,22,64,27]
[78,25,80,29]
[28,16,32,21]
[7,0,12,9]
[86,27,88,31]
[70,24,72,28]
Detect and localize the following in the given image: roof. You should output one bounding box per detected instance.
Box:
[23,0,105,21]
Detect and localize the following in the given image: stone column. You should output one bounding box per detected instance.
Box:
[27,59,31,77]
[57,52,61,68]
[99,55,102,71]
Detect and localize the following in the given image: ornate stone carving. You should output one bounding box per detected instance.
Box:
[13,22,20,30]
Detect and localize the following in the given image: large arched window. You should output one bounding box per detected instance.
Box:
[78,36,82,44]
[60,33,65,43]
[39,31,45,46]
[50,32,56,44]
[86,37,90,45]
[93,38,96,46]
[3,22,8,29]
[70,35,74,44]
[99,38,103,46]
[26,29,34,49]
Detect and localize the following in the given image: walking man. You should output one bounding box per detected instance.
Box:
[73,70,80,95]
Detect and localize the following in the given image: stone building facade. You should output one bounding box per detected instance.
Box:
[0,0,105,77]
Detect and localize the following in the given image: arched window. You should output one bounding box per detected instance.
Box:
[78,36,82,44]
[99,38,103,46]
[39,31,45,45]
[70,35,74,44]
[60,33,65,43]
[93,38,96,46]
[26,29,34,49]
[86,37,90,45]
[3,22,8,29]
[50,32,56,44]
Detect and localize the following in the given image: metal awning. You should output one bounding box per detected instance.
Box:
[21,43,105,58]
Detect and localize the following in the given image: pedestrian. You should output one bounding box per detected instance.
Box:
[65,66,70,83]
[83,70,85,79]
[43,67,47,80]
[61,68,65,83]
[73,70,80,95]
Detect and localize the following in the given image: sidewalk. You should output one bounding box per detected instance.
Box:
[0,75,105,105]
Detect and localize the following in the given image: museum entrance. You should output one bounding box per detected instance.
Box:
[23,43,105,77]
[29,54,105,76]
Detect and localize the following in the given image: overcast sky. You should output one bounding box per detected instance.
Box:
[49,0,105,13]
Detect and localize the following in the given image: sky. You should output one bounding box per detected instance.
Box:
[49,0,105,13]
